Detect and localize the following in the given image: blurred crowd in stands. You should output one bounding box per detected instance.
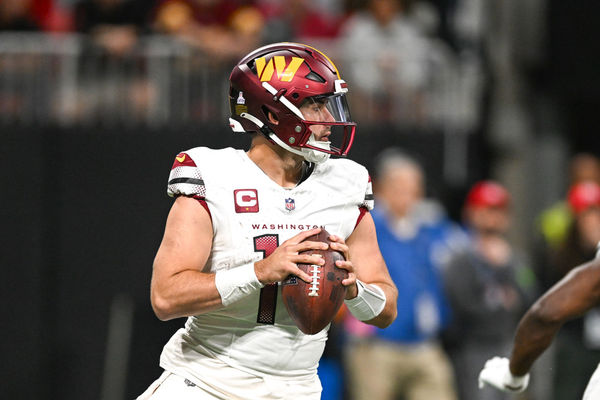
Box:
[0,0,459,48]
[0,0,485,129]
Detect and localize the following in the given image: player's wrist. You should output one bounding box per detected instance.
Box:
[344,280,386,321]
[504,369,529,391]
[215,263,264,306]
[253,260,265,284]
[253,259,275,285]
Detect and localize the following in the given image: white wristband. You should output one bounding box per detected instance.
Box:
[215,263,264,306]
[344,280,386,321]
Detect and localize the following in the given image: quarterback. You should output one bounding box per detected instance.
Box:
[137,42,398,399]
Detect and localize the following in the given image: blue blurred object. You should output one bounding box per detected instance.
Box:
[318,357,344,400]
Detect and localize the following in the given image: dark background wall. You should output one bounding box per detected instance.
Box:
[1,124,480,400]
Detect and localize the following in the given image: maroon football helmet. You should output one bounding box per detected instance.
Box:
[229,42,356,163]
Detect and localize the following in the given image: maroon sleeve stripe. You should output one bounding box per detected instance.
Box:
[193,195,211,220]
[354,206,368,228]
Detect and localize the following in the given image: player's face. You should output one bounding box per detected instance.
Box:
[300,99,335,141]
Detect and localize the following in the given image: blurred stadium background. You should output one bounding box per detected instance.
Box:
[1,0,600,399]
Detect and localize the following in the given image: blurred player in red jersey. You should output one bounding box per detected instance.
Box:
[136,42,397,399]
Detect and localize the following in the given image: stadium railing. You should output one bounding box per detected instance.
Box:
[0,32,481,133]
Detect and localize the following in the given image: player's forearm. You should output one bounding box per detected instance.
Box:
[508,307,562,376]
[151,269,223,321]
[366,298,397,328]
[509,261,600,375]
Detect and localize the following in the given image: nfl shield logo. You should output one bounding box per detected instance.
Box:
[285,198,295,211]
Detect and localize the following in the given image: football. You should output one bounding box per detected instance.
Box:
[281,229,348,335]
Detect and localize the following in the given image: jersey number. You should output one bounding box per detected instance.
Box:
[253,234,279,324]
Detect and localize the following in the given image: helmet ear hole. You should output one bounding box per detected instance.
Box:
[267,112,279,125]
[261,105,279,124]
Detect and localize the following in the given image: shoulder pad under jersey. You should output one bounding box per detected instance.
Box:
[167,151,205,198]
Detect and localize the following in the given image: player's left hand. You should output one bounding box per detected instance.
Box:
[478,357,529,393]
[328,234,357,299]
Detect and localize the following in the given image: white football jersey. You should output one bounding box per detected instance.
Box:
[159,147,373,382]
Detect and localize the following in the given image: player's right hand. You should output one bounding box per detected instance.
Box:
[254,228,327,285]
[478,357,529,393]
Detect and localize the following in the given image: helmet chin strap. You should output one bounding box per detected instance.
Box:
[305,136,331,163]
[269,132,330,164]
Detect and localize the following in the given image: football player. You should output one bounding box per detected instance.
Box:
[478,243,600,399]
[136,42,398,399]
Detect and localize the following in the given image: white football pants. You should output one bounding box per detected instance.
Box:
[137,366,321,400]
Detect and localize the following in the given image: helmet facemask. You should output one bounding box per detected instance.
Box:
[292,94,356,163]
[259,81,356,163]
